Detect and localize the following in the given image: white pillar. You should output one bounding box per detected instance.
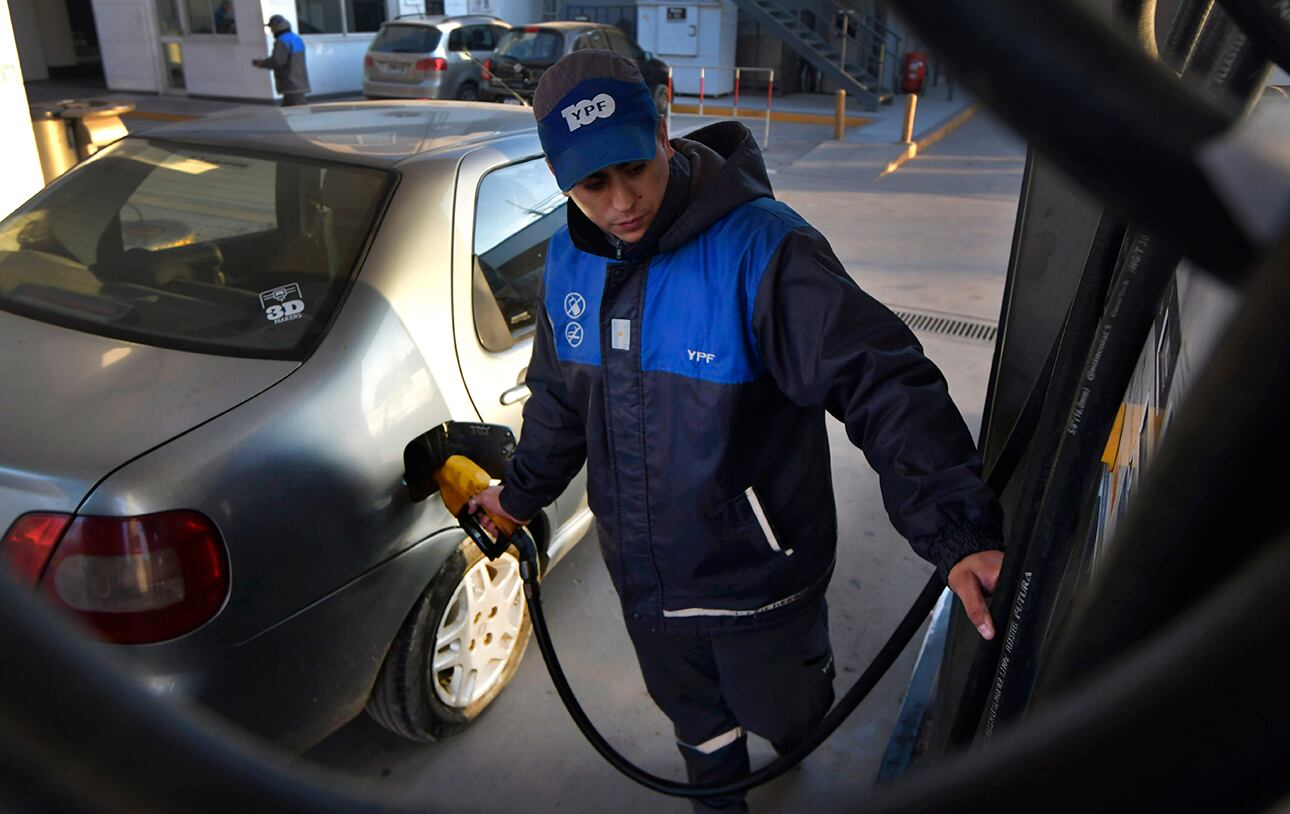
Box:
[0,2,46,217]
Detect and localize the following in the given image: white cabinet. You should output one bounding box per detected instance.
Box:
[658,6,698,56]
[637,0,738,95]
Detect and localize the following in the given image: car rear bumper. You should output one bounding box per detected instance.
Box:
[363,76,449,100]
[108,529,462,750]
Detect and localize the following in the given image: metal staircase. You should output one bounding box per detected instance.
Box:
[731,0,900,111]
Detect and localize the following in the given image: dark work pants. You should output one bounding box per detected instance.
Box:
[625,599,836,813]
[282,92,308,107]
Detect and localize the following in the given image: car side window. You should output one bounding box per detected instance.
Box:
[464,25,495,50]
[572,30,609,51]
[448,28,464,51]
[472,159,566,352]
[605,27,644,59]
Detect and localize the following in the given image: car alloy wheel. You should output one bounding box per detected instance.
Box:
[366,539,533,741]
[431,551,525,708]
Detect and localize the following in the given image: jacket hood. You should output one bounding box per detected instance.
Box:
[567,121,774,260]
[661,121,775,252]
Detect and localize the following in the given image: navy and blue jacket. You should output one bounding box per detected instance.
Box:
[259,30,310,95]
[501,122,1003,631]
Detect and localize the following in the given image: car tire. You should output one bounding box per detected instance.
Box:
[653,83,670,118]
[456,81,480,102]
[366,539,532,742]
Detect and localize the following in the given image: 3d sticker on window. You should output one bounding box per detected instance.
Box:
[260,283,306,325]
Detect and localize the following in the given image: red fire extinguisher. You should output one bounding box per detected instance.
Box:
[901,51,928,94]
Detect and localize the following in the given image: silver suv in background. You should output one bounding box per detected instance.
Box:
[363,15,509,101]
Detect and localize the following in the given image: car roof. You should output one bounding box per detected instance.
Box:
[137,101,538,169]
[509,21,613,31]
[382,14,506,30]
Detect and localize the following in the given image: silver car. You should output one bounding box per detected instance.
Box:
[0,102,591,748]
[363,15,509,102]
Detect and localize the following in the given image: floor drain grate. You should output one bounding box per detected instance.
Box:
[891,308,998,343]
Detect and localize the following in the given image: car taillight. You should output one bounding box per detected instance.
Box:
[481,58,492,80]
[524,26,540,32]
[415,57,447,72]
[2,512,73,586]
[364,55,374,69]
[36,511,229,644]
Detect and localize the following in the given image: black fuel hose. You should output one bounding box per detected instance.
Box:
[510,521,945,800]
[946,211,1125,747]
[1163,0,1217,73]
[971,12,1271,740]
[1215,0,1290,72]
[491,344,1060,798]
[946,1,1271,745]
[1114,0,1160,59]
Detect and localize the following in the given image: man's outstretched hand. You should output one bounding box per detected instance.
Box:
[947,550,1005,640]
[468,485,524,537]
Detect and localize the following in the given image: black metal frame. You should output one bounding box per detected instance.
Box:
[1,0,1289,810]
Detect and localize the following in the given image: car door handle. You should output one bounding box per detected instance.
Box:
[501,384,531,405]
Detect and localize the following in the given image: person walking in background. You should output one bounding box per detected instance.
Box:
[253,14,310,107]
[214,1,236,34]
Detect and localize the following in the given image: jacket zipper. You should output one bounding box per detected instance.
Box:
[745,487,793,556]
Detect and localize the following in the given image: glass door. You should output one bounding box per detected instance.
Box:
[156,0,188,93]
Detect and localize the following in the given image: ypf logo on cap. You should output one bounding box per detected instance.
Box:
[561,93,616,132]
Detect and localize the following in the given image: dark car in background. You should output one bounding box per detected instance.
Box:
[363,14,509,101]
[482,22,670,114]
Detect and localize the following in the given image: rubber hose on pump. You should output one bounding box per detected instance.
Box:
[977,10,1271,738]
[1162,0,1216,73]
[946,212,1126,748]
[949,0,1271,744]
[514,519,944,799]
[1213,0,1290,72]
[1038,228,1290,690]
[1115,0,1160,59]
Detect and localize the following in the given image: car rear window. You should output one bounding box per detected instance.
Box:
[494,29,562,62]
[370,24,442,54]
[0,139,390,361]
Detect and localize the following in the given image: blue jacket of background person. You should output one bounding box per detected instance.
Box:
[500,121,1004,631]
[260,29,310,95]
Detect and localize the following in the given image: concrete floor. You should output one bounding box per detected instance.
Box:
[302,113,1026,813]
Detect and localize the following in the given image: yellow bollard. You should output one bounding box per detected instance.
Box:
[834,89,847,140]
[900,93,918,145]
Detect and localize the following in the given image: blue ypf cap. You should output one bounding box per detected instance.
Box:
[533,50,659,191]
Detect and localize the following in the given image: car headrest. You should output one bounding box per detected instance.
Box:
[91,247,193,288]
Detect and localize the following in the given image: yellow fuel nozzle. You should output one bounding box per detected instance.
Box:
[435,454,518,539]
